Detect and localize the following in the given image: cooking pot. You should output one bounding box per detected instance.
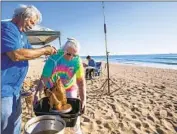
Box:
[24,115,65,134]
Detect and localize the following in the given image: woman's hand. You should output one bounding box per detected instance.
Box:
[33,94,38,106]
[81,99,86,114]
[33,90,42,106]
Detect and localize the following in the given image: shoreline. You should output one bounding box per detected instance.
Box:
[111,62,177,70]
[39,55,177,70]
[97,60,177,71]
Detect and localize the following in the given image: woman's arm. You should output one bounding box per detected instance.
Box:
[34,76,50,97]
[77,78,87,111]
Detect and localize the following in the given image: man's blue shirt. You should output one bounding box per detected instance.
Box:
[1,21,32,97]
[88,59,96,67]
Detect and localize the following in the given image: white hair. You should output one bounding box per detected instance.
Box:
[13,4,42,24]
[62,38,80,53]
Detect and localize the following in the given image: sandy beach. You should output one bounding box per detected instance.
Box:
[21,58,177,134]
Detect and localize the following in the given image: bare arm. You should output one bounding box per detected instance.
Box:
[34,76,49,97]
[33,76,50,105]
[77,78,87,107]
[6,45,56,61]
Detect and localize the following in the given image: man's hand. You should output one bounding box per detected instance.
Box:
[43,45,57,55]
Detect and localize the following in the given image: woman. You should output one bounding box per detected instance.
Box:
[34,38,86,134]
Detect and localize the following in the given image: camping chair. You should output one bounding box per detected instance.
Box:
[94,62,102,76]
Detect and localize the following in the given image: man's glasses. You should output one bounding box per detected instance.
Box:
[66,52,77,57]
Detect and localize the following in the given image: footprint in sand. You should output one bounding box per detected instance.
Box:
[98,125,103,129]
[164,103,173,109]
[82,116,91,123]
[166,111,173,118]
[147,114,155,123]
[111,130,121,134]
[131,114,137,119]
[95,120,102,125]
[144,129,151,133]
[156,127,167,134]
[103,122,112,130]
[133,120,142,129]
[142,122,150,129]
[149,99,155,104]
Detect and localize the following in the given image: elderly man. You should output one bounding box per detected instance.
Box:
[1,4,57,134]
[34,38,86,134]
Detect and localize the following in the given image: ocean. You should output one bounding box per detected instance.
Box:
[81,54,177,70]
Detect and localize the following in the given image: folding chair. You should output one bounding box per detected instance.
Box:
[95,62,102,76]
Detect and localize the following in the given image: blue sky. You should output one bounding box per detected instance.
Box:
[1,2,177,56]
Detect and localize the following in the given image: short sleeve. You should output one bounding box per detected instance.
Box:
[1,25,21,53]
[76,57,85,80]
[27,40,33,49]
[23,33,32,49]
[42,56,55,77]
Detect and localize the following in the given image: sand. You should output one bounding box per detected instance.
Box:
[21,58,177,134]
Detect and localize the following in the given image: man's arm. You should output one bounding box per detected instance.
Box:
[6,45,56,61]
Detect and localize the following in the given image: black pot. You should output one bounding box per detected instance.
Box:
[34,97,82,127]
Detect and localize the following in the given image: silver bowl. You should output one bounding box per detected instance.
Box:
[24,115,65,134]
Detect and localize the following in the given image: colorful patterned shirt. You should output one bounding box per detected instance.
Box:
[42,50,84,91]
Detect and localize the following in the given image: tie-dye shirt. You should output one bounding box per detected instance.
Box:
[42,49,84,91]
